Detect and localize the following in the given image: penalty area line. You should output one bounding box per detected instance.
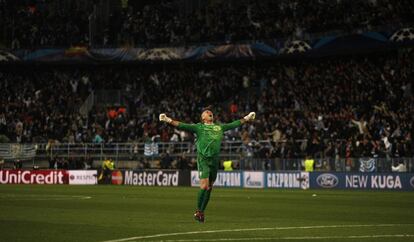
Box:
[100,224,413,242]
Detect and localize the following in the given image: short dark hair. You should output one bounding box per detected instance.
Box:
[202,105,213,113]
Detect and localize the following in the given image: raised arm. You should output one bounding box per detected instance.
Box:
[159,113,198,133]
[222,112,256,131]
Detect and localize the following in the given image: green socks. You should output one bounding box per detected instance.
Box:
[197,188,212,212]
[201,188,212,211]
[197,189,208,211]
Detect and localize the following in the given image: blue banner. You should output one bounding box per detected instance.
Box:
[310,172,414,190]
[1,27,413,63]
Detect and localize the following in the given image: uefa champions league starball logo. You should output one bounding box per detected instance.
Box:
[282,40,312,54]
[137,48,180,60]
[390,28,414,42]
[0,51,19,62]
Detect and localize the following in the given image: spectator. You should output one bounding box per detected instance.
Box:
[0,49,412,163]
[2,0,414,48]
[160,152,173,169]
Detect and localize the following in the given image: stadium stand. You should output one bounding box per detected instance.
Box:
[1,0,414,48]
[0,0,413,170]
[1,51,412,161]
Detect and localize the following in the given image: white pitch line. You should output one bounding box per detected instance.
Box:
[148,234,414,242]
[73,195,92,200]
[100,224,413,242]
[0,194,92,201]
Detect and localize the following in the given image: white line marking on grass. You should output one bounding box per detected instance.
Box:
[73,195,92,200]
[0,194,92,201]
[101,224,413,242]
[149,234,414,241]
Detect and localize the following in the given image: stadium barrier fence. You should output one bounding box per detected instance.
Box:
[190,171,414,191]
[1,169,413,190]
[1,143,413,172]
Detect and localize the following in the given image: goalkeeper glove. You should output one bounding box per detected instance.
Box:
[159,113,172,123]
[244,112,256,121]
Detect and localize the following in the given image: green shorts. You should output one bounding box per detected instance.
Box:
[197,155,219,182]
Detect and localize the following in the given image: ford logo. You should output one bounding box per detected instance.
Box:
[410,177,414,189]
[316,173,339,188]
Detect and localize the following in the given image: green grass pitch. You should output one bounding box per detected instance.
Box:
[0,185,413,242]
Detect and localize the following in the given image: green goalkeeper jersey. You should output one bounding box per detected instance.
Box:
[178,120,241,157]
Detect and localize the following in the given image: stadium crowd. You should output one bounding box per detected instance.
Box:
[1,0,92,48]
[1,0,414,48]
[1,50,413,164]
[114,0,414,46]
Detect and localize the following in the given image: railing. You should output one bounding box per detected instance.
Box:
[0,142,413,172]
[2,140,308,160]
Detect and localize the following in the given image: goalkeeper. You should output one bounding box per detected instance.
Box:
[159,108,256,223]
